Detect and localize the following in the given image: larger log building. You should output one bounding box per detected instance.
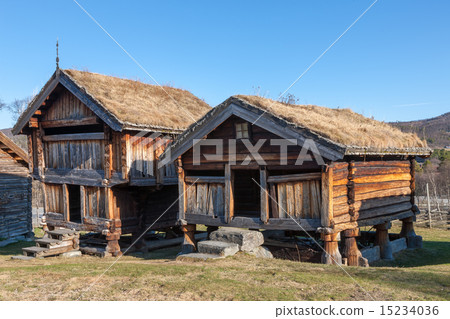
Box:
[164,95,431,265]
[0,132,32,241]
[12,68,210,255]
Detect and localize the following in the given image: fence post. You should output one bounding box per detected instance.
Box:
[426,183,432,228]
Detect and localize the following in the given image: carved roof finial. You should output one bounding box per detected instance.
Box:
[56,38,59,69]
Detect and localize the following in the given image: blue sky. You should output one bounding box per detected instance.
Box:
[0,0,449,129]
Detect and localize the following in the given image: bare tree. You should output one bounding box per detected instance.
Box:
[7,97,31,122]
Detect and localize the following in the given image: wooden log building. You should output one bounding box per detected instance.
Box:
[12,68,210,255]
[164,95,432,265]
[0,132,33,240]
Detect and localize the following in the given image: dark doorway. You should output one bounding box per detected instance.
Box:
[233,170,261,218]
[68,185,81,223]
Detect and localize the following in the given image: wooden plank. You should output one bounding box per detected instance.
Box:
[311,179,321,219]
[286,182,295,217]
[354,186,412,202]
[62,184,69,222]
[352,173,411,184]
[320,167,333,227]
[353,161,410,168]
[207,184,216,216]
[293,182,303,218]
[177,158,186,219]
[277,183,287,218]
[267,172,321,183]
[43,132,104,142]
[40,116,98,128]
[215,184,224,217]
[186,182,197,214]
[224,164,234,223]
[196,183,208,215]
[302,181,311,219]
[269,183,279,218]
[80,185,86,221]
[260,168,269,223]
[185,176,225,184]
[353,166,410,176]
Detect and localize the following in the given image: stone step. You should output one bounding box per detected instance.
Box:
[176,253,224,262]
[197,240,239,257]
[23,246,48,257]
[47,229,78,236]
[209,227,264,252]
[11,255,35,261]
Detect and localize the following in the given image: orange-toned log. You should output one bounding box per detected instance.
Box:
[321,233,342,265]
[181,224,197,254]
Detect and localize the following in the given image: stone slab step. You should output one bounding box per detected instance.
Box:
[11,255,35,261]
[209,228,264,252]
[23,246,48,254]
[176,253,224,262]
[197,240,239,257]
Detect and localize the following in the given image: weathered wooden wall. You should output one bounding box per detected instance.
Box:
[0,149,32,239]
[332,160,413,226]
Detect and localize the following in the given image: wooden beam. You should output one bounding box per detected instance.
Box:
[41,116,99,128]
[267,172,321,183]
[260,167,269,224]
[321,166,333,227]
[185,176,225,184]
[410,157,415,206]
[36,125,45,176]
[224,164,234,223]
[104,126,112,180]
[121,133,128,180]
[178,157,186,220]
[80,185,86,221]
[63,184,69,222]
[42,132,104,142]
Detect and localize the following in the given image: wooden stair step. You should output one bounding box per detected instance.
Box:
[47,229,78,236]
[36,238,61,246]
[23,246,48,253]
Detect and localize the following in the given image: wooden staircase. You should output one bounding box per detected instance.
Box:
[22,229,80,258]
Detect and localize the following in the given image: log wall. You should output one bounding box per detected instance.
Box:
[332,160,413,226]
[0,149,32,239]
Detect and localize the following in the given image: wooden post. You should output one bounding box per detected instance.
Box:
[36,125,45,176]
[177,157,186,220]
[224,164,234,223]
[27,134,33,173]
[121,133,128,180]
[260,167,269,223]
[105,187,114,220]
[347,161,356,220]
[321,166,333,227]
[410,157,415,206]
[62,184,69,222]
[400,216,422,248]
[375,222,393,260]
[106,231,121,257]
[321,232,342,265]
[426,183,432,228]
[181,224,196,254]
[80,185,86,222]
[104,126,112,180]
[342,228,368,267]
[270,183,279,218]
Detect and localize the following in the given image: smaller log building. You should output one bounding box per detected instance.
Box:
[164,95,432,265]
[12,68,210,255]
[0,132,32,240]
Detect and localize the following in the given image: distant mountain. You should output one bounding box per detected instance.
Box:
[390,112,450,149]
[0,128,27,150]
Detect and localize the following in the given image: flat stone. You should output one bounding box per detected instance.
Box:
[60,250,82,258]
[11,255,35,261]
[361,246,381,264]
[391,238,407,254]
[210,228,264,252]
[176,253,224,262]
[197,240,239,257]
[246,246,273,259]
[405,235,423,249]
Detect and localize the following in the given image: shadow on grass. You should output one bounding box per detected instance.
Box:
[0,241,34,256]
[372,240,450,268]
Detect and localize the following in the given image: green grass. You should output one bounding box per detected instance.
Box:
[0,227,448,301]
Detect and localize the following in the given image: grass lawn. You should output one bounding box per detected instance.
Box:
[0,226,448,301]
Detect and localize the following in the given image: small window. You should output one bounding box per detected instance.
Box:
[236,123,249,139]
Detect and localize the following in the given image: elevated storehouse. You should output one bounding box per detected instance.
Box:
[0,132,32,241]
[165,96,431,265]
[13,68,210,255]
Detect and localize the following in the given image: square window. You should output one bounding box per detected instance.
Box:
[236,123,249,139]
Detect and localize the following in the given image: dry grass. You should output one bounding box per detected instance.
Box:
[0,227,448,301]
[236,95,427,149]
[64,69,211,130]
